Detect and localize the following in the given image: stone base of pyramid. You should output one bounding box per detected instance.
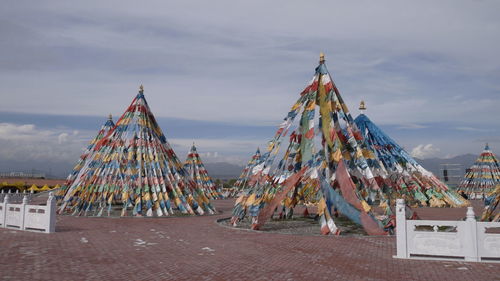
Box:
[58,204,220,218]
[219,214,368,236]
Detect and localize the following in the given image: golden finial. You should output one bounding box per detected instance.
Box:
[108,114,112,120]
[359,100,366,111]
[139,84,144,93]
[319,52,325,63]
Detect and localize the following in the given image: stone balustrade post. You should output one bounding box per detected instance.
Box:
[46,192,56,233]
[396,199,407,258]
[464,206,479,262]
[21,195,28,230]
[1,194,9,227]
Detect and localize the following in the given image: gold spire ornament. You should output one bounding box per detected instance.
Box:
[139,84,144,93]
[359,100,366,110]
[359,100,366,114]
[319,52,325,63]
[108,114,113,120]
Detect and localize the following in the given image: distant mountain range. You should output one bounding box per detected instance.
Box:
[205,154,480,182]
[203,154,480,182]
[201,154,478,180]
[204,162,245,180]
[415,154,477,185]
[0,159,73,179]
[0,154,479,182]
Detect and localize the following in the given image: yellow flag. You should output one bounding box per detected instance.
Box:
[317,198,327,216]
[342,151,352,160]
[361,200,371,212]
[306,100,316,111]
[362,149,375,159]
[174,197,182,207]
[245,194,256,206]
[332,149,342,162]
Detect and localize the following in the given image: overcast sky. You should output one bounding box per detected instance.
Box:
[1,1,499,176]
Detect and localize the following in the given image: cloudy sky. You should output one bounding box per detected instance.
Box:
[1,1,499,176]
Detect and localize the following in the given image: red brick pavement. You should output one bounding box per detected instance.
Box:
[0,199,498,281]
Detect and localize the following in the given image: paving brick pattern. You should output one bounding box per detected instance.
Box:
[0,199,498,281]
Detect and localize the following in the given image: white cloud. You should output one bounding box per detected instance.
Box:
[1,1,500,128]
[411,144,441,159]
[443,154,458,159]
[198,151,221,161]
[397,123,428,130]
[455,127,492,132]
[0,123,88,162]
[0,123,39,140]
[58,132,69,144]
[1,1,500,174]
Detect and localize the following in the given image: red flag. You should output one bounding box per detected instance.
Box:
[252,167,307,230]
[360,212,387,235]
[336,161,363,210]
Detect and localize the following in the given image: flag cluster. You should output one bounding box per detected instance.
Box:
[57,87,216,217]
[184,143,223,199]
[231,55,392,235]
[459,144,500,196]
[354,113,467,207]
[230,148,261,196]
[57,115,115,198]
[231,54,469,235]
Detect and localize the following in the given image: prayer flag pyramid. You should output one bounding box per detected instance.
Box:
[459,143,500,196]
[59,86,215,216]
[354,105,467,207]
[183,143,221,199]
[57,114,115,198]
[231,148,261,196]
[231,54,391,235]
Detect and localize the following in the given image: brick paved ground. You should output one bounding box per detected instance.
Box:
[0,199,498,281]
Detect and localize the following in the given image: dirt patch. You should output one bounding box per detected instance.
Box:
[219,215,368,236]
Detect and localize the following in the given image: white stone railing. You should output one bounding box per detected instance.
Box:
[0,192,56,233]
[395,199,500,263]
[0,190,34,203]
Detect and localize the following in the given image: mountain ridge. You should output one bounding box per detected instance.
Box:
[0,154,479,181]
[414,153,477,185]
